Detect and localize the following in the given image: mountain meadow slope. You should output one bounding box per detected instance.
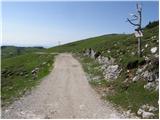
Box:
[1,47,56,107]
[47,21,159,118]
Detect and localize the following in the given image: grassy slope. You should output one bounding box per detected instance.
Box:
[48,25,158,67]
[47,23,159,118]
[1,53,56,106]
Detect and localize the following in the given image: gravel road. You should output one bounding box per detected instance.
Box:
[2,53,126,119]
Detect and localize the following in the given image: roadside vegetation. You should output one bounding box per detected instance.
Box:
[1,53,56,107]
[77,53,158,118]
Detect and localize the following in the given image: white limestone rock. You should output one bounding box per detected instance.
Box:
[150,47,157,54]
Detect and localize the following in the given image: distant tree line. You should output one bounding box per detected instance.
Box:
[1,46,44,59]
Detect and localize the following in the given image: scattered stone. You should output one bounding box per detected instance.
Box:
[136,68,143,74]
[137,104,157,118]
[131,52,135,55]
[151,36,156,39]
[92,76,101,80]
[144,82,156,90]
[101,64,107,70]
[154,54,159,58]
[132,76,139,82]
[5,109,9,113]
[19,72,24,76]
[35,67,39,71]
[142,111,154,119]
[98,56,110,65]
[141,104,150,110]
[42,62,47,65]
[126,109,131,115]
[145,44,148,48]
[144,56,149,61]
[148,106,158,112]
[142,70,157,82]
[137,108,143,115]
[20,111,25,115]
[150,47,157,54]
[142,71,150,79]
[155,84,159,91]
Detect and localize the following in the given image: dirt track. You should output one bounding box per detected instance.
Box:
[2,53,126,119]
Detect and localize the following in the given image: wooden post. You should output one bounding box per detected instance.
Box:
[127,3,143,57]
[137,3,142,57]
[138,37,141,57]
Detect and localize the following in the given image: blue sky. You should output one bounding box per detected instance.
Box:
[2,1,159,48]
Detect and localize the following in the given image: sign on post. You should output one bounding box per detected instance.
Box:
[134,30,143,38]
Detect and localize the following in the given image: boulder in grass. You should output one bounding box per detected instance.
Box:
[104,65,120,80]
[150,47,157,54]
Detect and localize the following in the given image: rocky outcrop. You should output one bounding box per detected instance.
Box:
[83,48,120,81]
[103,65,121,80]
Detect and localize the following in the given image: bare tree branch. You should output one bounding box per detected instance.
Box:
[129,18,138,21]
[127,18,139,26]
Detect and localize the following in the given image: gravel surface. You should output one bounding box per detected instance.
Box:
[2,53,127,119]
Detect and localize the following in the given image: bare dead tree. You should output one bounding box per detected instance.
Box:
[127,3,143,57]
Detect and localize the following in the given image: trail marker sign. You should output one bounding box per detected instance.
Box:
[135,30,143,38]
